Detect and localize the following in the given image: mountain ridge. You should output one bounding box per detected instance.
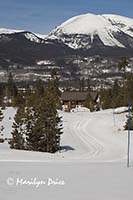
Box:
[0,13,133,67]
[47,13,133,49]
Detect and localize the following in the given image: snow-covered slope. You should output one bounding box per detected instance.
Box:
[0,13,133,60]
[1,108,133,200]
[48,13,133,49]
[0,28,23,34]
[0,107,132,162]
[22,32,44,43]
[103,14,133,37]
[0,28,44,43]
[35,33,47,39]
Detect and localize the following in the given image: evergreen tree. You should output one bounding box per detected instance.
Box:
[0,83,4,106]
[26,79,44,107]
[10,79,63,153]
[51,68,58,79]
[118,57,128,74]
[125,110,133,130]
[40,85,63,152]
[87,78,91,91]
[111,80,122,108]
[13,92,25,107]
[7,72,18,98]
[118,57,129,106]
[0,108,4,142]
[125,74,133,104]
[100,88,113,109]
[24,85,63,153]
[80,77,85,91]
[24,107,45,151]
[46,77,61,109]
[100,73,133,109]
[0,108,3,122]
[9,107,25,149]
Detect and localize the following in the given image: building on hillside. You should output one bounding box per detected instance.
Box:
[61,91,100,112]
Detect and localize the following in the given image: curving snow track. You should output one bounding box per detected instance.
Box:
[61,110,131,162]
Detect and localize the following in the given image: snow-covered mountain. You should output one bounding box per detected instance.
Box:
[0,28,45,43]
[0,27,74,66]
[0,28,48,42]
[0,28,23,34]
[0,13,133,50]
[48,13,133,49]
[0,13,133,68]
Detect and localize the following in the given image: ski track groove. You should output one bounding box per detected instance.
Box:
[70,114,104,159]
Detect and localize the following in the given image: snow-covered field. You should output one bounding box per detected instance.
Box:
[0,107,133,200]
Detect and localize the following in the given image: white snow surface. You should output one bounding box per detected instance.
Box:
[49,13,133,48]
[103,14,133,37]
[0,107,17,139]
[114,107,128,114]
[1,107,133,200]
[0,28,23,34]
[0,107,132,162]
[24,32,42,43]
[37,60,54,65]
[35,33,47,39]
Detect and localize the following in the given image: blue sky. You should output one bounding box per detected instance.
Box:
[0,0,133,34]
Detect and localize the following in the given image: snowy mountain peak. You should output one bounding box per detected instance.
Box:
[52,13,114,35]
[48,13,133,49]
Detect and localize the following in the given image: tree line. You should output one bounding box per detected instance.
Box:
[100,57,133,130]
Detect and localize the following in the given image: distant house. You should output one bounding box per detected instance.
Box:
[61,91,99,112]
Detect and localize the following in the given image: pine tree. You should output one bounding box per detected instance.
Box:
[0,108,4,142]
[35,79,44,96]
[0,109,3,122]
[118,57,129,106]
[40,88,63,153]
[26,79,44,107]
[0,83,4,106]
[9,79,63,153]
[9,107,25,149]
[87,78,91,91]
[125,104,133,130]
[7,72,18,98]
[118,57,128,74]
[101,88,113,109]
[125,113,133,130]
[80,77,85,91]
[24,107,45,151]
[111,80,121,108]
[46,78,61,109]
[24,86,63,153]
[13,92,25,107]
[125,74,133,103]
[44,78,63,152]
